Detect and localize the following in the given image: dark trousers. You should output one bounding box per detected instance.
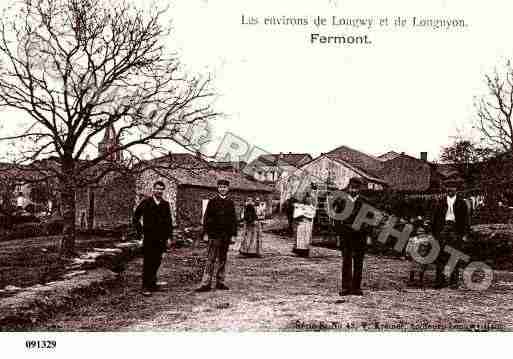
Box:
[142,244,164,290]
[287,215,294,234]
[435,222,461,284]
[201,237,230,287]
[340,232,367,291]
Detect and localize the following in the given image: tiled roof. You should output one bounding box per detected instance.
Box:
[377,151,401,161]
[210,161,248,171]
[171,167,274,192]
[254,153,312,167]
[325,145,385,180]
[141,153,273,192]
[380,154,432,191]
[0,160,58,182]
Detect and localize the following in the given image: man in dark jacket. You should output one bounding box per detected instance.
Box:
[286,196,298,235]
[196,179,238,292]
[133,180,173,296]
[431,184,469,288]
[332,177,372,296]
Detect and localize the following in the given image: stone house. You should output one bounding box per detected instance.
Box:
[380,153,445,193]
[278,145,388,206]
[135,153,274,230]
[74,124,134,230]
[277,146,465,209]
[75,170,135,230]
[73,122,274,233]
[74,142,274,233]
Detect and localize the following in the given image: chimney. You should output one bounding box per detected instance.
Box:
[420,152,428,161]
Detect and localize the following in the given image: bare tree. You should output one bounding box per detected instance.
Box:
[0,0,217,256]
[439,139,494,183]
[0,165,16,214]
[474,60,513,154]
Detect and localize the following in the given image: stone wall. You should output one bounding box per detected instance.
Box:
[75,174,136,230]
[93,175,135,229]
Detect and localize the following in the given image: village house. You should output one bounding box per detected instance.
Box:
[379,152,445,193]
[247,152,312,184]
[278,145,388,206]
[74,125,134,230]
[74,125,274,232]
[0,159,60,216]
[134,153,274,230]
[377,150,402,162]
[75,170,135,230]
[277,145,473,211]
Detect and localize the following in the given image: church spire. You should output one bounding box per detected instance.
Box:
[98,123,122,162]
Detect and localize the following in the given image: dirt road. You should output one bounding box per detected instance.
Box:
[30,231,513,331]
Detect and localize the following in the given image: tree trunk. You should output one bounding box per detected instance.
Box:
[60,155,77,257]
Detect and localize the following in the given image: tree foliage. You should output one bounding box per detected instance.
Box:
[439,139,494,184]
[440,140,493,166]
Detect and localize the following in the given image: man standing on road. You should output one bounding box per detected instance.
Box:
[286,196,298,235]
[133,180,173,296]
[431,183,469,289]
[332,177,372,296]
[196,179,238,292]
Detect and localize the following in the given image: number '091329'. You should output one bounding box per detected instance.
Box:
[25,340,56,350]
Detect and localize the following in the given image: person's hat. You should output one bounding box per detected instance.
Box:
[217,179,230,186]
[348,177,365,187]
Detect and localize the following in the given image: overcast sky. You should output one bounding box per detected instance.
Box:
[2,0,513,162]
[167,0,513,162]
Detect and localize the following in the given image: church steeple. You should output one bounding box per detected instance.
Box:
[98,123,122,162]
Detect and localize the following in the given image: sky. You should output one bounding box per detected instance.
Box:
[2,0,513,163]
[165,0,513,162]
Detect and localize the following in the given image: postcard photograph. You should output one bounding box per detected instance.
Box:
[1,0,513,355]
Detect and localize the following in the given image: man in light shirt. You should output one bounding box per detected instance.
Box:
[431,183,470,289]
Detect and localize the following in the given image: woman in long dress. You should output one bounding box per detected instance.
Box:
[292,192,316,257]
[239,197,260,257]
[255,198,266,255]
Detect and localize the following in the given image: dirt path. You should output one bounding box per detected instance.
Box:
[30,231,513,331]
